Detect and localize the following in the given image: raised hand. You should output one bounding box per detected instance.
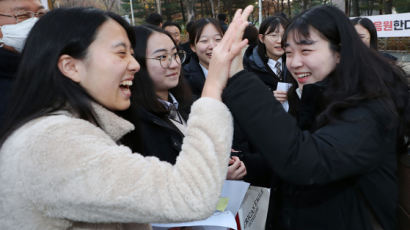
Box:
[201,5,254,101]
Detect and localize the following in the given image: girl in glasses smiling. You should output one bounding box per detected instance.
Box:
[119,25,247,180]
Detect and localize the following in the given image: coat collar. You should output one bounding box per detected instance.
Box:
[244,45,269,73]
[137,106,184,135]
[91,103,134,141]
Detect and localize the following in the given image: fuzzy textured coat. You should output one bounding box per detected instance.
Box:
[0,98,233,230]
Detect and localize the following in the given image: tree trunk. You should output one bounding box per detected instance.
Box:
[303,0,309,10]
[226,0,233,20]
[184,0,196,21]
[164,0,171,21]
[180,0,186,22]
[200,0,204,17]
[155,0,162,14]
[217,0,221,14]
[384,0,392,14]
[345,0,350,16]
[368,0,375,15]
[287,0,291,17]
[101,0,120,12]
[281,0,285,12]
[209,0,215,18]
[352,0,360,16]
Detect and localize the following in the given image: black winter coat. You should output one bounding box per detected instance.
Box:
[223,70,398,230]
[183,56,206,100]
[120,106,188,165]
[0,48,20,125]
[243,45,292,91]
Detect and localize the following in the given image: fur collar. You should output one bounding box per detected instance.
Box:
[91,103,134,141]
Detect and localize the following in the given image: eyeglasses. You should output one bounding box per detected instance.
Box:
[264,33,282,41]
[0,10,48,23]
[146,50,186,69]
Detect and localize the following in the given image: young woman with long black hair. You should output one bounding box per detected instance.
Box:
[351,17,398,63]
[221,5,409,230]
[0,6,253,229]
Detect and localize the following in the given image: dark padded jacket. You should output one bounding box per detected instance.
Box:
[243,45,292,91]
[223,70,398,230]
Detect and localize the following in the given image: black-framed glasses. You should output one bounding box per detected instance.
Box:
[0,10,48,23]
[146,50,186,69]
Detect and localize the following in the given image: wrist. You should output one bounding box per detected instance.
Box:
[201,83,222,101]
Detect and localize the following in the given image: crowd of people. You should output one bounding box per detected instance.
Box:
[0,0,409,230]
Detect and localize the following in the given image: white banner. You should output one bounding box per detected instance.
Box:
[352,13,410,37]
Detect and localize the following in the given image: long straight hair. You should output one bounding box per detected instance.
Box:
[283,5,409,153]
[351,17,378,50]
[0,8,136,146]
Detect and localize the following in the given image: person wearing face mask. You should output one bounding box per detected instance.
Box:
[0,0,45,125]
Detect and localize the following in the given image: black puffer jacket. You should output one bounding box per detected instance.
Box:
[183,55,205,100]
[224,70,398,230]
[120,105,189,165]
[243,45,292,91]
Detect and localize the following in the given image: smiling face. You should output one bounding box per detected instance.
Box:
[76,19,140,111]
[259,24,285,60]
[354,24,371,48]
[146,32,181,100]
[191,23,222,69]
[163,25,181,45]
[285,27,339,89]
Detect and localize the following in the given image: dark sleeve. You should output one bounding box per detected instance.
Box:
[232,118,273,187]
[223,70,388,185]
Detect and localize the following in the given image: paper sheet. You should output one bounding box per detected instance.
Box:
[276,82,292,112]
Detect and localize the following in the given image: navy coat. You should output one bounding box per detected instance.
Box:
[120,106,188,165]
[243,45,292,91]
[183,55,206,100]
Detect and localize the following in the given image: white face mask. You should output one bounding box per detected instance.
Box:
[0,17,38,53]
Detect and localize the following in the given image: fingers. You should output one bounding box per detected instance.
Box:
[234,161,247,179]
[230,39,249,58]
[242,5,254,20]
[273,90,288,102]
[219,5,253,55]
[227,158,247,180]
[229,158,235,165]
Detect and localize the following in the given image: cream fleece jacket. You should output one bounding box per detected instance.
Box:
[0,97,233,230]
